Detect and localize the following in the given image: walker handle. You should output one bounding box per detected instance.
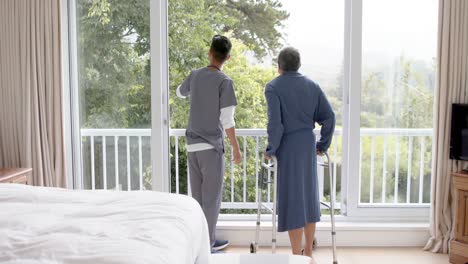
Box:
[317,151,331,168]
[261,155,277,170]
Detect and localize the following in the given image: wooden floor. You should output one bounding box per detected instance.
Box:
[225,247,450,264]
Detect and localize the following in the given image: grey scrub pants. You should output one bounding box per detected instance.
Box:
[188,149,224,247]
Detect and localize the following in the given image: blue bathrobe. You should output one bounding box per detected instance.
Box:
[265,71,335,232]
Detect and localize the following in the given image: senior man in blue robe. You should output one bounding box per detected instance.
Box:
[264,47,335,262]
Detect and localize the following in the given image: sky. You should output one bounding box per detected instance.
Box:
[279,0,438,73]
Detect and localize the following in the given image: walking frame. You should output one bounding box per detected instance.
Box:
[250,152,338,264]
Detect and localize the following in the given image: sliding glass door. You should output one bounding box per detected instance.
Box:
[359,0,437,205]
[69,0,438,221]
[346,0,438,218]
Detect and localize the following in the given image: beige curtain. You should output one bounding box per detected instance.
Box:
[0,0,66,187]
[424,0,468,254]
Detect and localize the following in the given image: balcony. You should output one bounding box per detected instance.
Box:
[80,128,432,211]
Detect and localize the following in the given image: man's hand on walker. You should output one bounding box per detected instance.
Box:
[263,151,272,160]
[316,150,324,156]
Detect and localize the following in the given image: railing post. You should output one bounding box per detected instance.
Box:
[243,136,247,203]
[407,136,413,203]
[231,145,235,203]
[187,151,191,196]
[138,136,143,190]
[115,136,119,191]
[126,136,131,191]
[394,136,400,203]
[369,136,375,203]
[333,138,338,202]
[175,136,179,194]
[418,137,426,204]
[103,136,107,190]
[358,136,362,203]
[255,136,259,203]
[91,136,95,190]
[382,136,387,203]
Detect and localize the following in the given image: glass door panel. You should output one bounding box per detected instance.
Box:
[359,0,437,206]
[75,0,152,190]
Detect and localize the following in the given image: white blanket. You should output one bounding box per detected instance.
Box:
[0,184,210,264]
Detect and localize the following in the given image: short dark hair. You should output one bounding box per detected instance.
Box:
[210,35,232,62]
[278,47,301,71]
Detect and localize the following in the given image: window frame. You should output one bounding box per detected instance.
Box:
[150,0,171,192]
[343,0,432,220]
[66,0,84,190]
[65,0,433,221]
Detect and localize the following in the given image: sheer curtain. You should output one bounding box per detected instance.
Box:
[424,0,468,254]
[0,0,66,187]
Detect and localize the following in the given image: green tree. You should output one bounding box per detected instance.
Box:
[394,56,434,128]
[77,0,151,128]
[359,56,434,204]
[208,0,289,58]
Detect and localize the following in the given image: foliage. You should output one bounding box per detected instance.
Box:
[77,0,151,128]
[208,0,289,58]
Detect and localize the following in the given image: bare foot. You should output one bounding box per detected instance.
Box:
[309,256,318,264]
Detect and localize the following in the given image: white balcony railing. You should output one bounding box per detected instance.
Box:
[80,128,432,211]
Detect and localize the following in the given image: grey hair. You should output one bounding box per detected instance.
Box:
[277,47,301,71]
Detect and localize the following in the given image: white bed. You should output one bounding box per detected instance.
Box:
[0,184,211,264]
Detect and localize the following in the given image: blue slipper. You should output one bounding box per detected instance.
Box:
[213,239,229,251]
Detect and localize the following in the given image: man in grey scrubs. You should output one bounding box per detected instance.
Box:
[177,35,242,253]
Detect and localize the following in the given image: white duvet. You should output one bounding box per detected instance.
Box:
[0,184,211,264]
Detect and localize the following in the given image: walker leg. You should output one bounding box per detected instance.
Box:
[325,153,338,264]
[271,157,278,254]
[250,242,256,253]
[252,164,266,253]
